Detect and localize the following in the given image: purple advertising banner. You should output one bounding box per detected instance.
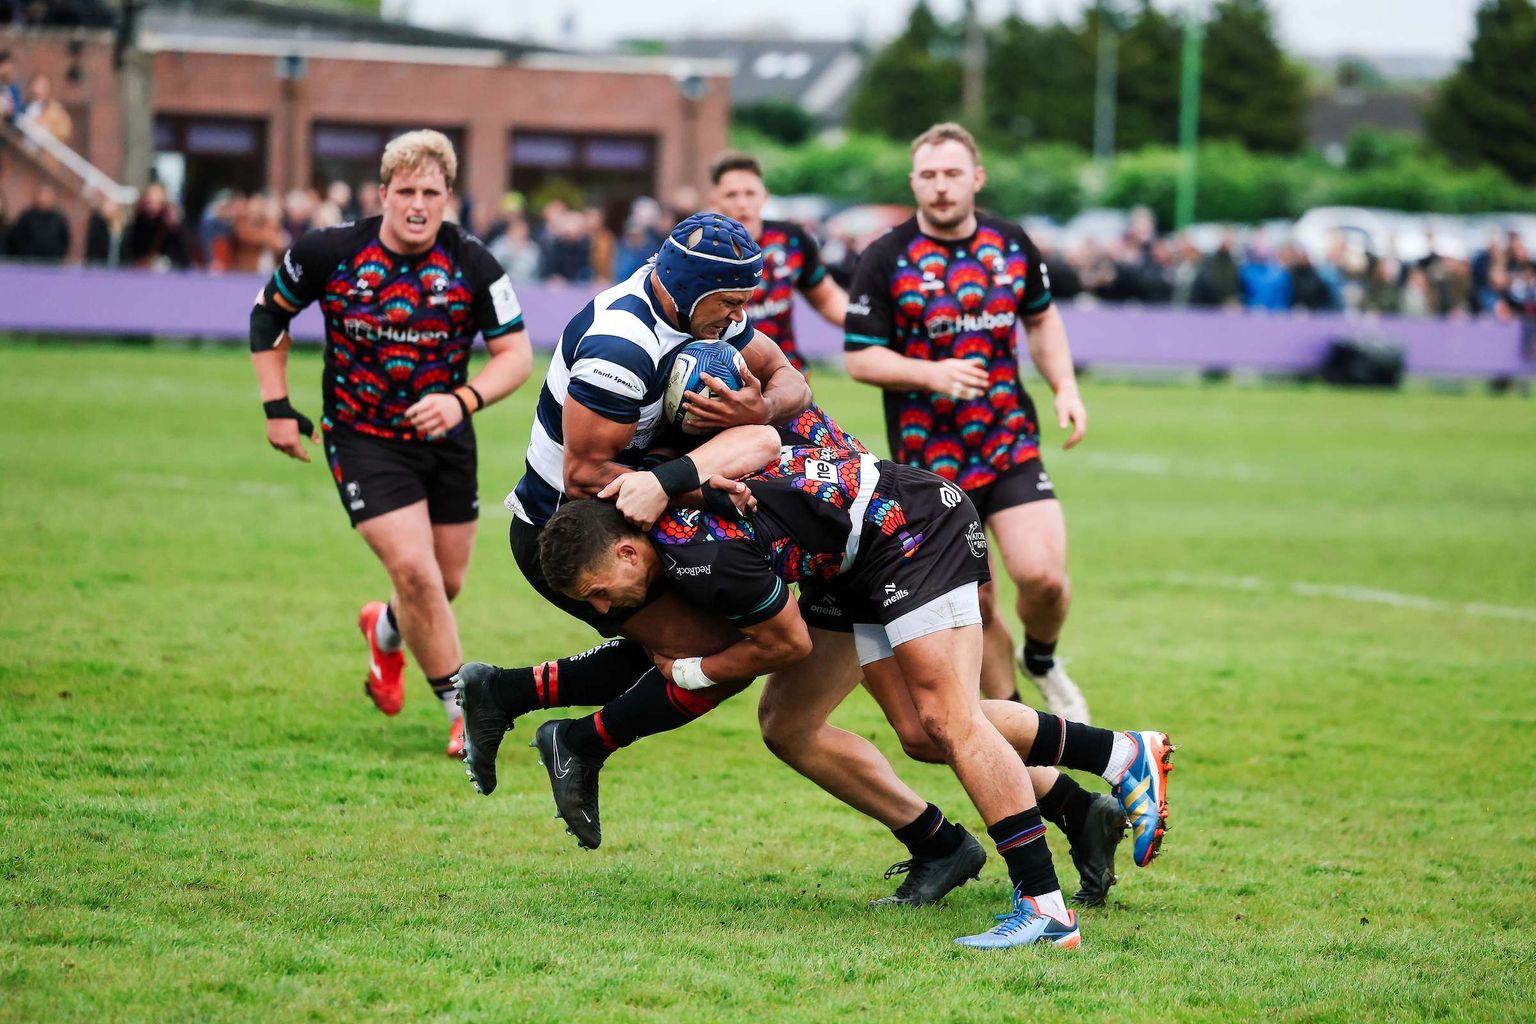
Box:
[1,264,1529,377]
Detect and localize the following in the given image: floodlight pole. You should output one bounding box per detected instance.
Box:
[1175,4,1206,230]
[1091,0,1120,162]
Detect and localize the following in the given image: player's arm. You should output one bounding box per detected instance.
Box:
[250,233,328,462]
[682,330,811,432]
[562,400,642,499]
[1018,245,1086,449]
[841,243,988,400]
[659,598,812,688]
[803,275,848,326]
[600,426,780,529]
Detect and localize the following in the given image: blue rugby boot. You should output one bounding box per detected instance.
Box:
[1112,730,1175,867]
[955,891,1081,950]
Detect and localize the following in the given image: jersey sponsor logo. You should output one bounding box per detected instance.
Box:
[586,364,645,397]
[343,318,450,346]
[882,583,911,607]
[939,482,963,508]
[746,295,793,321]
[1040,261,1051,290]
[282,250,303,282]
[847,295,872,317]
[489,274,521,325]
[664,552,712,577]
[966,520,987,557]
[925,308,1018,339]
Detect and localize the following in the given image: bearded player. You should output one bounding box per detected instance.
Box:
[844,122,1090,722]
[250,130,532,756]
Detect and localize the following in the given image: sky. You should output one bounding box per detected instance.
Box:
[393,0,1482,59]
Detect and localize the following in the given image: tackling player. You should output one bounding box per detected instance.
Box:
[535,447,1174,949]
[250,130,532,756]
[708,151,847,376]
[844,122,1090,722]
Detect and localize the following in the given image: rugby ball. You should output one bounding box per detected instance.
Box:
[663,342,748,435]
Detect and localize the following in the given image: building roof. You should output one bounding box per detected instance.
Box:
[645,35,864,123]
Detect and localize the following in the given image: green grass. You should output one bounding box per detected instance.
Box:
[2,339,1534,1023]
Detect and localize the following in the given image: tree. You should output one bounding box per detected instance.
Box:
[1116,0,1184,150]
[982,12,1094,147]
[845,2,963,141]
[733,101,815,146]
[1199,0,1307,153]
[1426,0,1536,183]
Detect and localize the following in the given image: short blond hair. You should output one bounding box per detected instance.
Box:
[910,122,981,164]
[380,129,458,190]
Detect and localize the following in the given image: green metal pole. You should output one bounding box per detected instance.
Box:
[1175,9,1205,230]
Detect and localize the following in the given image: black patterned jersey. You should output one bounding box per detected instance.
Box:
[747,220,827,374]
[843,214,1052,491]
[264,216,523,443]
[647,445,884,628]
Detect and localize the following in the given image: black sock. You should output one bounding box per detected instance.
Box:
[1026,712,1065,766]
[490,640,654,715]
[891,803,964,861]
[562,668,721,761]
[1022,635,1057,676]
[1008,689,1024,703]
[1036,773,1096,844]
[1059,720,1116,776]
[987,807,1060,897]
[426,673,456,702]
[384,603,399,634]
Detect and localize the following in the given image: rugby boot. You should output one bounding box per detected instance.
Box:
[453,663,523,793]
[1067,794,1128,906]
[445,715,465,760]
[869,826,987,907]
[532,720,603,849]
[955,890,1081,950]
[1112,731,1176,867]
[358,601,405,716]
[1016,645,1090,724]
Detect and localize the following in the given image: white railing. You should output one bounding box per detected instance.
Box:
[7,114,138,207]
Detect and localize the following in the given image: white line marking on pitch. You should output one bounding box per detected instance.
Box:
[115,473,296,499]
[1079,452,1267,481]
[1157,572,1536,624]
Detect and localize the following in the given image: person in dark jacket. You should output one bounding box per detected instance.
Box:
[7,184,70,261]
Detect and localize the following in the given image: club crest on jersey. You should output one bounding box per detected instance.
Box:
[966,520,987,557]
[939,482,963,508]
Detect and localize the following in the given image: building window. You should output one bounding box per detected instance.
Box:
[311,123,467,195]
[152,115,268,218]
[509,130,656,231]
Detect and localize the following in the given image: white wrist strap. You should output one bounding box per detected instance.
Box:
[672,657,717,691]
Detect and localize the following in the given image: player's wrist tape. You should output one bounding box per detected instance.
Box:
[262,397,314,436]
[671,657,717,692]
[651,456,700,497]
[466,384,486,411]
[451,391,471,420]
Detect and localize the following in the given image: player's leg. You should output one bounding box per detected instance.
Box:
[988,493,1090,722]
[978,576,1021,700]
[424,519,475,755]
[357,502,463,722]
[860,614,1077,949]
[757,627,986,906]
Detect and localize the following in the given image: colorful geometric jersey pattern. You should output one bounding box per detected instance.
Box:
[747,220,827,374]
[264,216,522,443]
[648,444,888,628]
[844,214,1052,491]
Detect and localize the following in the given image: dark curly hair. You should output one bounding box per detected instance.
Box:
[538,499,644,594]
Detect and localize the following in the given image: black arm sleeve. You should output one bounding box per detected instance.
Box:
[250,229,333,351]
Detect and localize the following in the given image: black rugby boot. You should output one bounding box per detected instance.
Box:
[453,663,523,796]
[869,826,987,907]
[532,719,603,849]
[1068,793,1128,906]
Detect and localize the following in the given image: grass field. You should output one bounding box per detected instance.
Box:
[2,339,1534,1023]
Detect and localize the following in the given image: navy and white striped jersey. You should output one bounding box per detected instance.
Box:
[506,265,753,526]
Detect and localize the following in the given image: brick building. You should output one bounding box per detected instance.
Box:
[1,2,730,259]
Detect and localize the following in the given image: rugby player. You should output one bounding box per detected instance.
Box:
[250,130,532,756]
[534,448,1174,949]
[708,151,847,375]
[844,122,1091,722]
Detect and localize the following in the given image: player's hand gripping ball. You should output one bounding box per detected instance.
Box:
[663,341,748,435]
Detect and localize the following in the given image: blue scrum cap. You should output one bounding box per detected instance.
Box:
[654,213,763,322]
